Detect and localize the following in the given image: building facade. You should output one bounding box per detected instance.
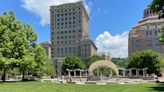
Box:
[40,42,51,59]
[129,7,164,55]
[50,1,97,75]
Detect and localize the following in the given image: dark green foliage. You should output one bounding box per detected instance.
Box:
[111,58,128,68]
[150,0,164,18]
[44,58,56,77]
[0,11,48,81]
[87,55,103,68]
[62,55,85,74]
[127,50,162,75]
[159,24,164,44]
[150,0,164,43]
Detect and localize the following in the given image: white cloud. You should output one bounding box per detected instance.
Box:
[21,0,90,26]
[95,31,129,58]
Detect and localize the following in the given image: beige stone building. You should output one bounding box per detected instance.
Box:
[50,1,97,75]
[129,7,164,55]
[40,42,51,59]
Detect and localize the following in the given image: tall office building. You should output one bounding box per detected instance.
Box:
[50,1,97,75]
[129,7,164,55]
[40,42,51,59]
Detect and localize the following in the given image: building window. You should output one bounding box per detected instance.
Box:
[61,41,63,44]
[155,30,157,35]
[57,48,60,54]
[150,31,152,35]
[65,22,67,25]
[65,48,67,53]
[61,48,63,54]
[69,47,71,53]
[146,31,149,36]
[73,47,76,53]
[85,44,87,47]
[73,8,75,11]
[57,31,60,34]
[69,36,71,39]
[69,21,71,24]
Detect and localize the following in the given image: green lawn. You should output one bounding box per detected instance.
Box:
[0,82,164,92]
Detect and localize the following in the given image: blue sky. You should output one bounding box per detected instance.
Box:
[0,0,152,57]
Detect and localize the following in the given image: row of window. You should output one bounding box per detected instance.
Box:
[55,12,81,17]
[57,47,76,54]
[134,38,160,49]
[51,29,81,34]
[146,30,160,36]
[52,25,81,30]
[52,7,81,13]
[57,40,77,44]
[57,21,76,25]
[56,16,76,21]
[57,35,76,39]
[51,14,81,21]
[57,29,81,33]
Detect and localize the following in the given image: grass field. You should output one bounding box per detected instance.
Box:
[0,82,164,92]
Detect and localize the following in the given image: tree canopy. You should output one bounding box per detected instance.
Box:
[150,0,164,18]
[87,55,103,68]
[62,55,85,74]
[0,11,50,82]
[111,58,128,68]
[127,50,162,75]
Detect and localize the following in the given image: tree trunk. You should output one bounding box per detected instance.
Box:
[22,70,25,81]
[2,69,6,82]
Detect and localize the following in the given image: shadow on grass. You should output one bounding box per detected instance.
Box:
[149,83,164,92]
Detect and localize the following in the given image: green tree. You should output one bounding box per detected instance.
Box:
[0,11,47,81]
[150,0,164,43]
[159,24,164,44]
[0,11,20,82]
[127,50,162,75]
[62,55,85,74]
[150,0,164,18]
[44,58,56,77]
[32,45,47,76]
[12,20,37,81]
[111,58,128,68]
[87,55,103,68]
